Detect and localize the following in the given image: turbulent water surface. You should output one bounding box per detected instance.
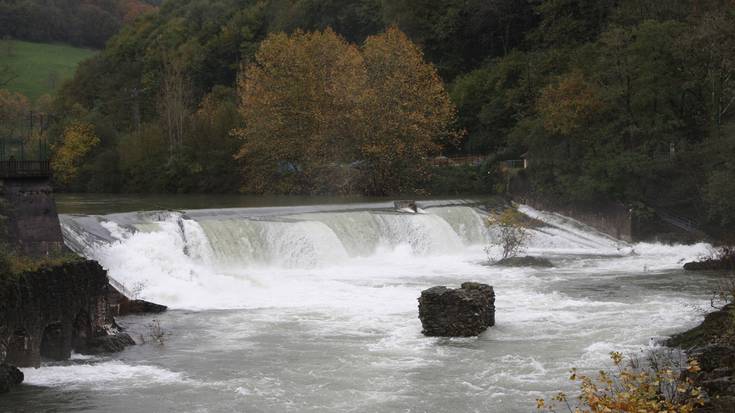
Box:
[1,198,721,413]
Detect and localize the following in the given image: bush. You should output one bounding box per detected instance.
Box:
[485,208,530,260]
[537,352,704,413]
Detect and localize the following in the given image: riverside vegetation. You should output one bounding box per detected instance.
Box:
[0,0,733,237]
[538,272,735,412]
[2,0,735,411]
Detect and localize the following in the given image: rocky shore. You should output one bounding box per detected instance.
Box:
[667,304,735,411]
[684,247,735,271]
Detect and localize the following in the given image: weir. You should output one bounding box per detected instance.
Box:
[58,200,637,310]
[34,199,717,412]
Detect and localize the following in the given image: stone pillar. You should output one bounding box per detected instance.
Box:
[418,282,495,337]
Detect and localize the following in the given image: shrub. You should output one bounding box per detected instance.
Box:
[485,208,530,260]
[537,351,704,413]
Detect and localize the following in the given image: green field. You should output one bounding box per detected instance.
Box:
[1,40,97,102]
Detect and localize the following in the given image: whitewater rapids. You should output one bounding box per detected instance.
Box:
[2,201,718,412]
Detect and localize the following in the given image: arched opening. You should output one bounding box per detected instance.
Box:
[40,322,68,361]
[71,311,91,354]
[5,328,35,367]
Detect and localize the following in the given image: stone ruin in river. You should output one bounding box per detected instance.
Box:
[418,282,495,337]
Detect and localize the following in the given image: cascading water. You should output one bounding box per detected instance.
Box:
[59,204,490,308]
[4,200,720,413]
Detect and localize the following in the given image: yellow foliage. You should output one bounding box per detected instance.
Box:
[0,89,29,120]
[234,28,367,193]
[360,27,461,194]
[51,121,100,184]
[485,208,530,260]
[538,352,705,413]
[233,27,460,194]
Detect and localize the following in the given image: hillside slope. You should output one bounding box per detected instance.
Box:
[2,40,96,101]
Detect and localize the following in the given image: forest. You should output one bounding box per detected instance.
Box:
[0,0,159,48]
[1,0,734,235]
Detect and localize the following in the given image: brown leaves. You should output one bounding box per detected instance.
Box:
[51,121,100,185]
[538,352,705,413]
[537,70,604,136]
[233,27,460,194]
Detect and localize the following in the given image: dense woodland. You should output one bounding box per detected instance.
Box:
[0,0,159,48]
[1,0,734,235]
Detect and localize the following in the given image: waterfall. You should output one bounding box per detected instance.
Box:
[58,201,709,309]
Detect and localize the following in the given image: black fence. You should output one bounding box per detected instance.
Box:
[0,160,51,178]
[1,111,53,162]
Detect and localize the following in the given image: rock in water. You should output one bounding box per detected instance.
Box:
[495,256,553,268]
[84,332,136,354]
[418,282,495,337]
[0,364,23,393]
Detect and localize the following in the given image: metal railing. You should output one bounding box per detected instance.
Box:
[503,159,525,169]
[0,160,51,178]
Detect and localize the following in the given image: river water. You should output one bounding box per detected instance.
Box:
[0,196,721,413]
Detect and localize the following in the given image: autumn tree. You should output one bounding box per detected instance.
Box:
[360,27,461,194]
[537,70,603,136]
[234,27,459,194]
[51,121,100,185]
[234,28,369,193]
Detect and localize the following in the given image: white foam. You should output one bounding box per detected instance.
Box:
[21,361,187,390]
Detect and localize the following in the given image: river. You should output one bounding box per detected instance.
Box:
[0,195,720,412]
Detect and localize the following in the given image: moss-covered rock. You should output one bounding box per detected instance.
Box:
[495,256,554,268]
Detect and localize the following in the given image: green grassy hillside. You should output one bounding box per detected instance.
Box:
[2,40,97,101]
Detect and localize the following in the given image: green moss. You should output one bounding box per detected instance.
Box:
[0,248,83,286]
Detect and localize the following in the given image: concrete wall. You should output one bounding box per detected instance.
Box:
[508,172,633,242]
[0,177,65,256]
[520,197,633,242]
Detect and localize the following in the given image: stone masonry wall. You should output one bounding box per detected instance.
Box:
[0,177,66,256]
[0,260,126,368]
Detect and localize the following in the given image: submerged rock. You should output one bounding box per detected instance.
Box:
[0,364,23,393]
[418,282,495,337]
[495,256,553,268]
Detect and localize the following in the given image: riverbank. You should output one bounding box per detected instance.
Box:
[668,304,735,411]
